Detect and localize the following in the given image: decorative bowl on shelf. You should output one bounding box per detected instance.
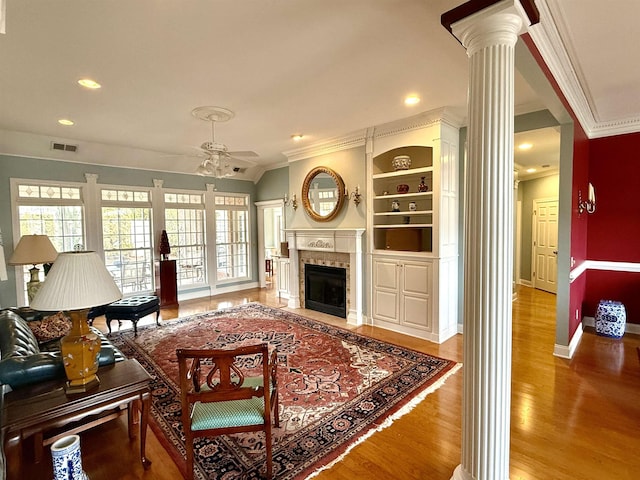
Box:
[392,155,411,171]
[396,184,409,194]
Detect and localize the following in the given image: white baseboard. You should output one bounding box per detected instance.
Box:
[519,279,533,287]
[554,322,583,359]
[177,282,260,302]
[583,316,640,335]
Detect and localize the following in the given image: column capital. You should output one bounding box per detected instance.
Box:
[442,0,539,35]
[84,173,98,184]
[451,1,530,55]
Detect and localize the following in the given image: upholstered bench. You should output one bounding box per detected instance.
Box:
[104,295,160,336]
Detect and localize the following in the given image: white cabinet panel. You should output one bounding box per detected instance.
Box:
[403,262,430,295]
[372,256,432,333]
[373,289,400,324]
[374,259,398,290]
[403,294,431,329]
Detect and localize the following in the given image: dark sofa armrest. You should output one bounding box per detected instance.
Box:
[98,346,117,366]
[0,353,65,389]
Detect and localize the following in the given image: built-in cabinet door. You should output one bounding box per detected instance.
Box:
[373,258,400,324]
[401,261,432,330]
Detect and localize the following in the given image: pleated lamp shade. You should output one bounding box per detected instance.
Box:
[31,251,122,311]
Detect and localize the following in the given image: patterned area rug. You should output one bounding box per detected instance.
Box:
[109,303,460,479]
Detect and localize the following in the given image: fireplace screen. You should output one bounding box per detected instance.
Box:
[304,264,346,318]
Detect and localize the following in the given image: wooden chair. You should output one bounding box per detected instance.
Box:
[176,343,279,480]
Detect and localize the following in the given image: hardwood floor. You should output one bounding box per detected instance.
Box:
[11,284,640,479]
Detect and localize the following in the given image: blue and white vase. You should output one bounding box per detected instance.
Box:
[595,300,626,339]
[51,435,87,480]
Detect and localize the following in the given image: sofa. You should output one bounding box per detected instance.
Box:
[0,308,125,390]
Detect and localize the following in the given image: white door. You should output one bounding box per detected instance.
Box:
[255,200,284,288]
[532,199,558,294]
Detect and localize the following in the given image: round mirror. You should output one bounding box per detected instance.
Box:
[302,166,346,222]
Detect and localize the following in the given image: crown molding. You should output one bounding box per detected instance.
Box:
[529,0,640,138]
[372,107,465,140]
[283,130,367,162]
[283,107,465,164]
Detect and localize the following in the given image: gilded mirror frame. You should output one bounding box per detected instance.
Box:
[301,166,346,222]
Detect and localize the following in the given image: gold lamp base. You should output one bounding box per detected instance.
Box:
[60,308,102,394]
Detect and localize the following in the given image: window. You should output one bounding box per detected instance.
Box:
[13,181,85,304]
[311,188,337,216]
[101,188,153,294]
[213,194,249,282]
[164,192,206,287]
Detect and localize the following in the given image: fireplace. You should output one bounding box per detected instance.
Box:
[304,264,347,318]
[285,228,365,326]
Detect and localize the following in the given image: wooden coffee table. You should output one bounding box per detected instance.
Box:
[1,359,152,479]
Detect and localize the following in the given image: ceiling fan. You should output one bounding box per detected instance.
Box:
[190,106,258,178]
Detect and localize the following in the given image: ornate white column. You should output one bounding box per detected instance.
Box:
[446,2,533,479]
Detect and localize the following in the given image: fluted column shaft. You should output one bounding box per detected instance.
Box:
[450,3,529,480]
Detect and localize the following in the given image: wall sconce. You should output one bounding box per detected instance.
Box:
[284,193,298,210]
[348,185,362,206]
[578,182,596,214]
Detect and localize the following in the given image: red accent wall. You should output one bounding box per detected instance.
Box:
[588,132,640,262]
[570,272,587,334]
[568,127,590,335]
[583,132,640,324]
[584,270,640,322]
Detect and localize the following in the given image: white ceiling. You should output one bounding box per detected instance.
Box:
[0,0,638,181]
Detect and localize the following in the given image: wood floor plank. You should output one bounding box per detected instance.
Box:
[9,283,640,479]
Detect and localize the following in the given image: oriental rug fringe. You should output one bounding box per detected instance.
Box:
[108,303,460,480]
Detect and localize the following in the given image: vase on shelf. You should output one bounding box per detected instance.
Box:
[391,200,400,212]
[418,177,428,192]
[392,155,411,171]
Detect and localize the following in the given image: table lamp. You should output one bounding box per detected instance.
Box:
[7,234,59,302]
[31,251,122,393]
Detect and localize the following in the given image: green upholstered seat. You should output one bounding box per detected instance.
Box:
[192,396,265,430]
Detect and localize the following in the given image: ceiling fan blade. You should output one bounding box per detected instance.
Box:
[227,155,257,167]
[227,150,259,157]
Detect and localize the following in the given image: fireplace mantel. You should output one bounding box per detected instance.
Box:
[285,228,365,325]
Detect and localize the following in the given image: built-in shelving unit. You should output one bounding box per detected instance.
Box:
[372,146,434,252]
[367,109,460,344]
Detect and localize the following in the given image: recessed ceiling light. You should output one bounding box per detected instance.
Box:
[518,142,533,150]
[526,168,537,173]
[58,119,75,126]
[291,134,304,141]
[77,78,101,89]
[404,95,421,106]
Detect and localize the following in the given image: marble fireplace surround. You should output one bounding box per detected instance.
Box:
[285,229,365,326]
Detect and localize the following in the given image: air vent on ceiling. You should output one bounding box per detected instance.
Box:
[233,167,246,173]
[51,141,78,153]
